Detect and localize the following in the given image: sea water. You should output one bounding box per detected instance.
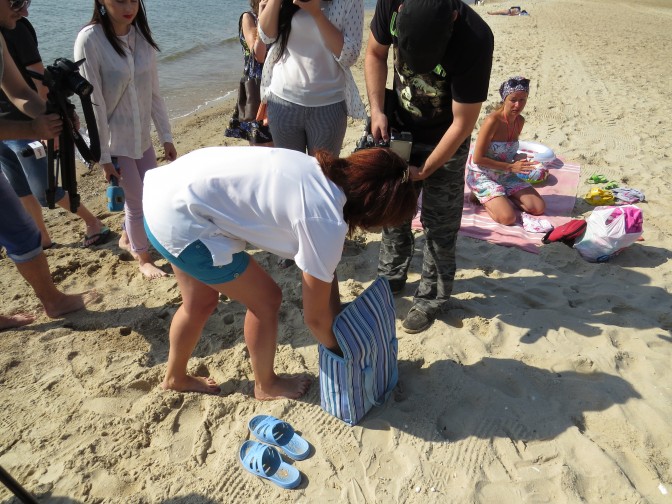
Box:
[28,0,378,121]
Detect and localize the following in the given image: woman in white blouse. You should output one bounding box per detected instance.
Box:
[75,0,177,279]
[258,0,366,157]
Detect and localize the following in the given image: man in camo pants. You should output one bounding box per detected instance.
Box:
[364,0,493,333]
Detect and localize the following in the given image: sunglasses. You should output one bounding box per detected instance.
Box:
[9,0,30,11]
[507,77,530,87]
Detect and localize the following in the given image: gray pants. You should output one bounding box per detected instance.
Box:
[266,93,347,156]
[378,139,470,316]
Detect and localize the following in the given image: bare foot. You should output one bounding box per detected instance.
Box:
[255,374,311,400]
[139,261,168,279]
[0,313,37,331]
[118,232,132,253]
[42,290,100,318]
[162,375,221,395]
[84,221,105,239]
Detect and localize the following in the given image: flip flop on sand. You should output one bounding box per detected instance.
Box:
[82,226,111,248]
[588,174,608,184]
[248,415,311,461]
[239,440,301,490]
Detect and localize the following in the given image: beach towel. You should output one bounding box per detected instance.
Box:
[318,277,398,426]
[413,158,581,253]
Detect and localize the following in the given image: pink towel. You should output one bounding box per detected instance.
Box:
[412,158,581,254]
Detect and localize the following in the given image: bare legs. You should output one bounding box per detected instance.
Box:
[163,258,310,399]
[19,195,52,248]
[118,231,168,279]
[14,252,98,318]
[19,192,105,248]
[483,187,546,225]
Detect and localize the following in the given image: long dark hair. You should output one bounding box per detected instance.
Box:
[316,149,419,236]
[273,0,300,64]
[89,0,159,57]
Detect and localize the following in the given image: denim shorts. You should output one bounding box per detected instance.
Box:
[145,222,250,284]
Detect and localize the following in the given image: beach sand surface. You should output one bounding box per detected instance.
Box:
[1,0,671,502]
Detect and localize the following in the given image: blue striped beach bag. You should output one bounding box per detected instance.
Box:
[318,277,399,426]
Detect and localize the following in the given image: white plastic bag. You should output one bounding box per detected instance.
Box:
[574,205,643,262]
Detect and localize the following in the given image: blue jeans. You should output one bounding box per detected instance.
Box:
[0,139,65,205]
[0,172,42,263]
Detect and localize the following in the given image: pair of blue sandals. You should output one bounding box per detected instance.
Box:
[239,415,310,490]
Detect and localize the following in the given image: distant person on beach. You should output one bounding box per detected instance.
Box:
[365,0,493,333]
[258,0,367,156]
[143,146,418,396]
[0,15,109,249]
[487,6,528,15]
[0,1,97,330]
[75,0,177,279]
[224,0,273,146]
[466,76,545,225]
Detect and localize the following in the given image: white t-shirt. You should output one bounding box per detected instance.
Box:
[269,10,345,106]
[143,147,348,283]
[259,0,367,119]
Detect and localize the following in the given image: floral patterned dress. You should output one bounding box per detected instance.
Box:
[224,11,272,144]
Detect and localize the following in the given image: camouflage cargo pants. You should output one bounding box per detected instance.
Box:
[378,138,469,317]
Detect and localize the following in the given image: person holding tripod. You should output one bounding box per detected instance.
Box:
[75,0,177,279]
[0,0,98,330]
[0,10,109,249]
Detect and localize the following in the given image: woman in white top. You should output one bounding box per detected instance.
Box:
[143,146,417,396]
[258,0,366,156]
[75,0,176,279]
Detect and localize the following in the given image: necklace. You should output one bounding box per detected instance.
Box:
[504,114,518,142]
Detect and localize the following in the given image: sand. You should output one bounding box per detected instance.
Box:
[1,0,671,502]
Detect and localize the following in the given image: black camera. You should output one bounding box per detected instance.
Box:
[40,58,94,99]
[26,58,100,213]
[355,119,413,162]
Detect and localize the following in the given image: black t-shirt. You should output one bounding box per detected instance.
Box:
[370,0,493,144]
[0,18,41,121]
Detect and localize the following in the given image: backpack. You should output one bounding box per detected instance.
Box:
[541,219,588,247]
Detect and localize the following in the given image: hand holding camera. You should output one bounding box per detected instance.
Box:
[355,118,413,162]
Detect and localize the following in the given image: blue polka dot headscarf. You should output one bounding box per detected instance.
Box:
[499,76,530,101]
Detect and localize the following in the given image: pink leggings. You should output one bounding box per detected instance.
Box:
[116,147,157,254]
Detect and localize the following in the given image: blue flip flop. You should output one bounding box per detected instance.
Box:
[248,415,310,461]
[239,440,301,490]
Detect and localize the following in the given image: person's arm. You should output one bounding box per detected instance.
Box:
[302,272,340,350]
[364,31,390,143]
[258,0,282,42]
[410,100,482,180]
[296,0,345,59]
[0,37,46,119]
[0,37,61,140]
[241,12,267,64]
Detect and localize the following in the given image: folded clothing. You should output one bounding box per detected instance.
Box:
[612,187,645,204]
[522,213,554,233]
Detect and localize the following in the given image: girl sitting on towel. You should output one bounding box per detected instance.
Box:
[466,76,546,225]
[143,146,418,397]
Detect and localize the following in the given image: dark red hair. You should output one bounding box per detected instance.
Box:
[316,148,419,235]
